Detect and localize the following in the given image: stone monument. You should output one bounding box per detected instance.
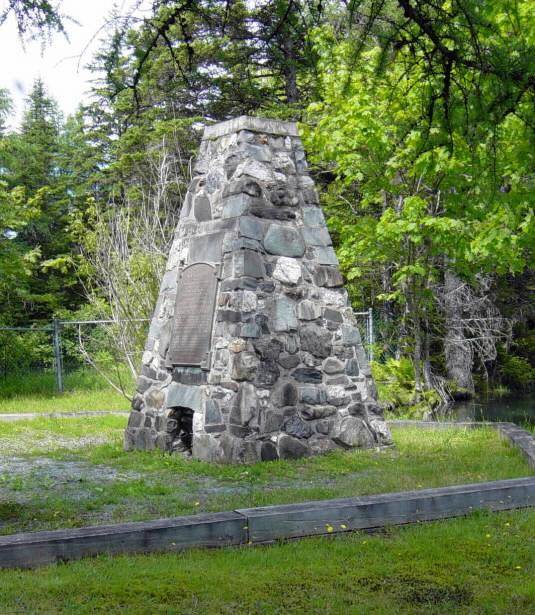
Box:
[125,116,391,462]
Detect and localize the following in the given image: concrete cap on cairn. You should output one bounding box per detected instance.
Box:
[203,115,299,140]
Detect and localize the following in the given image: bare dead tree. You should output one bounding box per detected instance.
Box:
[79,129,192,394]
[438,271,512,397]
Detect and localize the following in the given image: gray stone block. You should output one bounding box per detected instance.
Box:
[254,360,280,387]
[188,232,224,263]
[313,246,339,265]
[229,382,256,426]
[302,226,332,246]
[205,399,223,425]
[297,300,321,320]
[264,224,305,257]
[239,216,265,240]
[231,352,258,381]
[331,417,375,449]
[323,308,343,323]
[278,434,309,459]
[322,357,345,374]
[312,265,344,288]
[302,208,325,227]
[250,204,296,220]
[278,353,300,369]
[128,411,144,428]
[241,143,272,162]
[261,441,279,461]
[221,194,255,219]
[299,386,328,405]
[273,296,297,332]
[345,359,360,377]
[301,405,337,420]
[283,415,313,439]
[299,324,332,358]
[194,196,212,222]
[341,326,361,346]
[223,178,262,198]
[292,367,322,383]
[239,323,262,338]
[233,249,265,279]
[253,337,283,360]
[166,384,202,411]
[272,382,298,407]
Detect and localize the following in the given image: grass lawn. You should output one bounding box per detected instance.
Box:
[0,370,131,413]
[0,415,531,535]
[0,508,533,613]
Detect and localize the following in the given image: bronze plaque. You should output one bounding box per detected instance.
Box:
[167,263,218,367]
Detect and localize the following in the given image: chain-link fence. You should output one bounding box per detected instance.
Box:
[0,310,375,394]
[0,319,149,395]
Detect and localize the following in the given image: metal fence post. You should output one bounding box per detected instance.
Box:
[52,318,64,393]
[368,307,374,363]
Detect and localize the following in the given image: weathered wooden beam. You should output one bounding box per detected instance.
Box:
[0,511,247,569]
[237,477,535,543]
[494,422,535,470]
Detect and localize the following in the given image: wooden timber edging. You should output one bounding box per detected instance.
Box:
[0,421,533,569]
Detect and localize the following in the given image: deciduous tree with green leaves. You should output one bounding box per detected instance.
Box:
[304,0,534,397]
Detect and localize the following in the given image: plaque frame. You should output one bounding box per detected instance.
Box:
[165,262,220,370]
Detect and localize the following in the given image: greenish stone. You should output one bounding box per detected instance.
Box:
[263,224,305,257]
[302,207,325,226]
[273,296,298,332]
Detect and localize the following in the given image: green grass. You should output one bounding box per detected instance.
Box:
[0,416,531,535]
[0,369,131,413]
[0,509,533,613]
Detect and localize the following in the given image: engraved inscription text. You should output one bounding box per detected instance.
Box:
[167,263,218,366]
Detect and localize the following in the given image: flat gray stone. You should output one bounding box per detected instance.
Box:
[194,196,212,222]
[297,300,321,320]
[313,246,338,265]
[264,224,305,257]
[341,326,361,346]
[166,384,202,411]
[241,143,272,162]
[298,386,328,405]
[312,265,344,288]
[221,194,251,219]
[331,417,375,449]
[188,233,224,263]
[323,357,345,374]
[299,324,332,358]
[301,405,337,420]
[283,415,313,439]
[302,226,332,247]
[278,434,309,459]
[233,249,265,278]
[205,399,223,424]
[239,216,265,240]
[273,296,297,332]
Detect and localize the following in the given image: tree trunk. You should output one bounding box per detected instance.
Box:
[443,270,474,398]
[281,31,299,103]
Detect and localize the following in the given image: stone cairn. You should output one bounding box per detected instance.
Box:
[125,116,391,462]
